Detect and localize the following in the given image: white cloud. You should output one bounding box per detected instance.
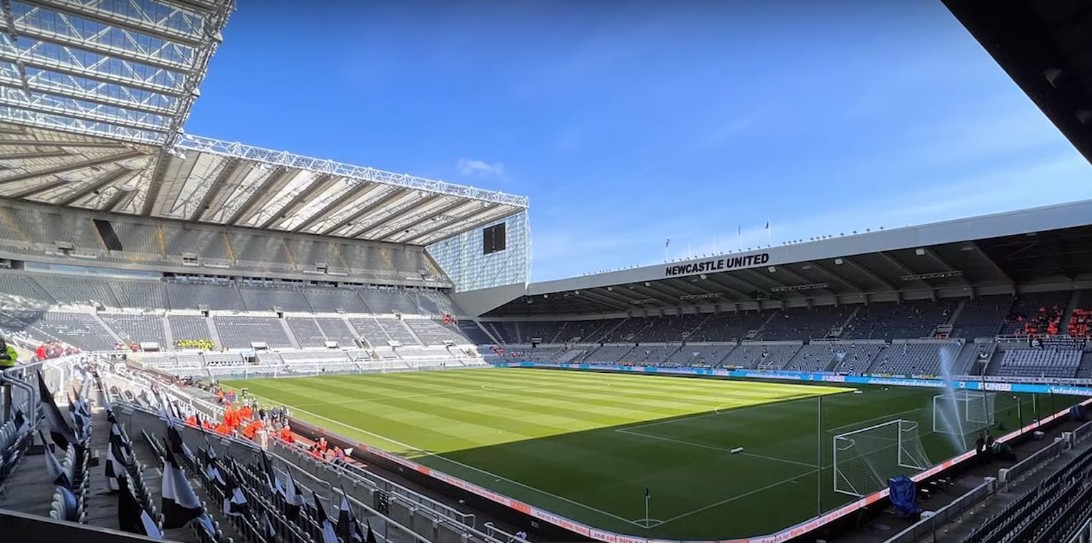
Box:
[456,158,505,178]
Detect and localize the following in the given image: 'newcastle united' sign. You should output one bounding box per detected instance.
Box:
[664,253,771,278]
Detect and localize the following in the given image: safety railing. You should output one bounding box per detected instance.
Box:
[997,438,1067,492]
[271,439,481,530]
[885,478,997,543]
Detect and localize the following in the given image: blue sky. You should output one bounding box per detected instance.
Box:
[185,0,1092,281]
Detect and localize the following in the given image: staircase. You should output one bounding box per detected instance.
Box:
[981,350,1007,377]
[204,316,222,348]
[1061,291,1082,336]
[279,318,301,349]
[947,299,966,325]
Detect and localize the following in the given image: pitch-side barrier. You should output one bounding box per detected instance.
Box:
[498,361,1092,396]
[409,361,1090,543]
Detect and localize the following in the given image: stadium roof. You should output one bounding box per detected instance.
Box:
[0,0,528,246]
[480,199,1092,316]
[944,0,1092,165]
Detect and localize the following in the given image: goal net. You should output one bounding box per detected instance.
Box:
[833,419,931,497]
[932,390,996,439]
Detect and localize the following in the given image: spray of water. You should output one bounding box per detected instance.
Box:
[935,346,970,452]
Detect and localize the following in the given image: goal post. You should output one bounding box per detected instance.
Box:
[833,419,931,497]
[933,390,996,436]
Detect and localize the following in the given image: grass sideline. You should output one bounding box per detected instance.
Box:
[224,368,1070,539]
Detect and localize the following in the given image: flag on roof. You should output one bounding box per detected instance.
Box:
[161,450,203,529]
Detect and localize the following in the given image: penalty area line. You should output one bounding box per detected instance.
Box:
[616,428,817,468]
[825,407,926,434]
[657,469,820,527]
[250,393,645,528]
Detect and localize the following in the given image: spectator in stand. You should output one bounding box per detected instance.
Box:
[0,336,18,370]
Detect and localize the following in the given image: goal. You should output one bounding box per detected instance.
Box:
[932,390,996,438]
[833,419,931,497]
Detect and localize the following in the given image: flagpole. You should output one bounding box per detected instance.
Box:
[817,395,823,517]
[645,488,650,528]
[767,220,772,247]
[737,225,742,252]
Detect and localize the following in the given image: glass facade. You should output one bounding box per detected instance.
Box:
[426,210,530,292]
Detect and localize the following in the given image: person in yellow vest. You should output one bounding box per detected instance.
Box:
[0,336,18,370]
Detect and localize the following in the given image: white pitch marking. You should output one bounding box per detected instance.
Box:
[248,392,645,528]
[625,392,828,432]
[824,407,926,434]
[656,469,820,526]
[616,429,818,468]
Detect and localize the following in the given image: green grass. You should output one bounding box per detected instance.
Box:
[224,368,1075,539]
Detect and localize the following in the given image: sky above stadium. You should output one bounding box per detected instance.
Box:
[186,0,1092,281]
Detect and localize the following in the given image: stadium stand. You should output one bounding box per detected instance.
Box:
[286,316,358,348]
[953,295,1013,339]
[238,284,312,312]
[688,312,768,342]
[357,288,418,315]
[0,272,54,305]
[783,342,883,373]
[1001,291,1073,336]
[993,342,1083,379]
[724,342,802,370]
[167,315,215,348]
[663,344,735,367]
[635,314,707,343]
[301,287,369,313]
[843,300,956,340]
[404,319,472,346]
[32,276,120,307]
[554,319,620,343]
[1067,291,1091,338]
[866,340,963,376]
[628,345,683,365]
[485,321,522,344]
[599,318,657,343]
[98,313,167,347]
[109,221,162,255]
[110,281,170,310]
[212,316,293,349]
[166,281,245,311]
[457,321,495,344]
[582,344,637,363]
[758,306,852,340]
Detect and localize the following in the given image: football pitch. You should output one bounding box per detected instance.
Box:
[224,368,1064,539]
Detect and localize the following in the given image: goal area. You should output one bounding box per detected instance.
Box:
[932,390,996,439]
[833,419,931,497]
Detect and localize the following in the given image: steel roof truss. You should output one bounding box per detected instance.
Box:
[56,165,131,206]
[259,173,336,230]
[374,198,473,242]
[0,147,139,186]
